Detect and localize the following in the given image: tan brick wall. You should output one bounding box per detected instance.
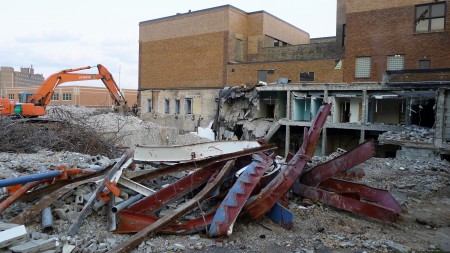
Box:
[227,60,343,86]
[261,12,310,45]
[139,7,230,42]
[344,3,450,82]
[139,31,227,89]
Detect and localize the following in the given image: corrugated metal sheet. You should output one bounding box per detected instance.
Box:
[134,141,261,162]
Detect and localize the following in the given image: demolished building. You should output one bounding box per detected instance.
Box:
[137,0,450,161]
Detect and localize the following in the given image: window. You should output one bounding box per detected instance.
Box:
[51,93,59,101]
[236,39,243,62]
[419,60,431,69]
[387,55,405,70]
[147,99,152,113]
[62,93,72,101]
[257,69,275,83]
[258,70,268,82]
[164,99,170,114]
[300,72,315,82]
[185,98,192,114]
[355,57,371,78]
[415,2,446,32]
[8,94,14,100]
[175,99,180,114]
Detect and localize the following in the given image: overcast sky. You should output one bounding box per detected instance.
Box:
[0,0,336,89]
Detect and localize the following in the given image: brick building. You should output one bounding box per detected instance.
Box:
[343,0,450,82]
[138,5,343,132]
[139,1,450,159]
[0,66,44,98]
[4,86,137,109]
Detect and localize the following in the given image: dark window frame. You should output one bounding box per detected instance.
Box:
[300,72,315,82]
[164,99,170,114]
[185,98,192,115]
[414,2,447,33]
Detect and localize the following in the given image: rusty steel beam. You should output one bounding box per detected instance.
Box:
[209,154,271,237]
[244,103,331,219]
[292,182,400,222]
[109,160,236,253]
[301,140,375,187]
[318,178,403,214]
[116,210,215,234]
[18,168,105,203]
[8,175,104,224]
[0,181,41,212]
[132,144,276,183]
[123,161,225,215]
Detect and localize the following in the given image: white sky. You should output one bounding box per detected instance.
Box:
[0,0,336,89]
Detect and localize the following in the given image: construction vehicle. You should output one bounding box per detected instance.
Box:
[0,64,127,117]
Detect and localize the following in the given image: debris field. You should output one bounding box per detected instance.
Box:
[0,105,449,253]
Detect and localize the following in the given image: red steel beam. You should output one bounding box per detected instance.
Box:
[109,160,236,253]
[244,103,332,219]
[124,162,224,215]
[209,154,271,237]
[293,183,400,222]
[301,140,375,187]
[318,178,403,214]
[116,210,215,234]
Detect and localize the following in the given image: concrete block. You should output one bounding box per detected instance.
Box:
[9,238,58,253]
[62,244,75,253]
[0,225,28,249]
[54,209,68,220]
[75,195,84,205]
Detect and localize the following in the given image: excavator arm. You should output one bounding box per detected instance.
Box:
[30,64,127,110]
[0,64,127,117]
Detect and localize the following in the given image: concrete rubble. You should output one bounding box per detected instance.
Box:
[378,125,435,144]
[1,105,449,252]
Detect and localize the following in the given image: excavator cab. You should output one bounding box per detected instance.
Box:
[18,92,34,103]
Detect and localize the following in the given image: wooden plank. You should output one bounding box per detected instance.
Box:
[109,159,236,253]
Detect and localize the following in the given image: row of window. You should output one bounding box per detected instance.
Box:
[8,93,72,101]
[147,98,193,114]
[355,55,432,78]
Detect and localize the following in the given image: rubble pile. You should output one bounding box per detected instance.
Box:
[378,125,434,144]
[1,104,449,252]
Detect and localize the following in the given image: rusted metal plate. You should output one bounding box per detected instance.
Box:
[301,140,375,187]
[244,103,331,219]
[292,182,401,222]
[209,154,271,237]
[134,141,261,162]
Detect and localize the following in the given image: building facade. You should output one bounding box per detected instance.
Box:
[4,86,137,109]
[0,66,44,98]
[139,1,450,159]
[138,5,343,132]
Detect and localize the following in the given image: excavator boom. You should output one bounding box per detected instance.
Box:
[0,64,127,117]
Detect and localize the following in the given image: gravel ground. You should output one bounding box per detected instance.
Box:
[1,152,448,253]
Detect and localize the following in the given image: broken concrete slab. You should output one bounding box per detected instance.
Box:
[0,224,28,249]
[9,238,58,253]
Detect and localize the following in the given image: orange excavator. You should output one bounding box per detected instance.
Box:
[0,64,127,117]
